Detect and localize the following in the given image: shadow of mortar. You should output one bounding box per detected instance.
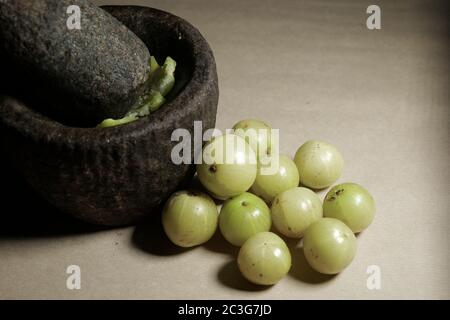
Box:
[0,155,106,238]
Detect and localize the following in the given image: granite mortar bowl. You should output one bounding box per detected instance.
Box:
[0,6,218,226]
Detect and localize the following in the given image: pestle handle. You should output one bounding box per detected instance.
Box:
[0,0,151,125]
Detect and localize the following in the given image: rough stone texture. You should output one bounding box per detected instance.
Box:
[0,6,218,226]
[0,0,151,126]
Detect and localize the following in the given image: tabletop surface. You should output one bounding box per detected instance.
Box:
[0,0,448,299]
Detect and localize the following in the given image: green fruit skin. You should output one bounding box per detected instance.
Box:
[238,232,291,285]
[323,183,375,233]
[197,134,257,200]
[250,154,300,203]
[294,140,344,189]
[219,192,271,246]
[303,218,357,274]
[162,191,218,247]
[232,119,277,158]
[271,187,323,238]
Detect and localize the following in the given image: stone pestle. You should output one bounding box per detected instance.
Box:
[0,0,151,126]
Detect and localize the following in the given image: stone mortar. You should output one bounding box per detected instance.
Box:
[0,6,219,226]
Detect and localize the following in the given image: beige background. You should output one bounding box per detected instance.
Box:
[0,0,448,299]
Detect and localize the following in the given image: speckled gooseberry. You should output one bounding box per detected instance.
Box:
[219,192,271,246]
[294,140,344,189]
[197,134,257,200]
[303,218,357,274]
[271,187,323,238]
[238,232,291,285]
[323,183,375,233]
[232,119,277,158]
[162,190,218,247]
[250,154,299,203]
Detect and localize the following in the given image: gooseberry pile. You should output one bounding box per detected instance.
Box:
[161,119,375,285]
